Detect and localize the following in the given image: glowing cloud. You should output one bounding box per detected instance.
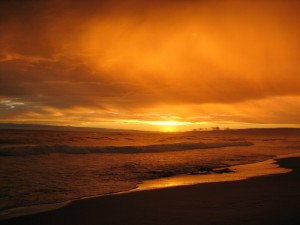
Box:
[0,0,300,130]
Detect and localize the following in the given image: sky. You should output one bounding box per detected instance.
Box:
[1,0,300,132]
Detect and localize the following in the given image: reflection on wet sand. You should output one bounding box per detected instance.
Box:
[137,157,293,191]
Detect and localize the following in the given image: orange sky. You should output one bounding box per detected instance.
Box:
[1,0,300,131]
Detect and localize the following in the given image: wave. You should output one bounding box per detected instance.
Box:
[0,141,253,156]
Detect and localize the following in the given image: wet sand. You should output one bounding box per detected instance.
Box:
[2,156,300,225]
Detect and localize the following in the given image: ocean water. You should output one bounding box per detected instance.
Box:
[0,129,299,213]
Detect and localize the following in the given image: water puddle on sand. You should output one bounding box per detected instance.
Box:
[136,158,293,191]
[0,202,68,221]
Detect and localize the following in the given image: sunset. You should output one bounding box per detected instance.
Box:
[1,0,300,131]
[1,1,300,225]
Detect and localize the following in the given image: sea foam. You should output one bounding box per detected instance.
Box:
[0,141,253,156]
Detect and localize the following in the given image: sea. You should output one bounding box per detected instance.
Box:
[0,128,300,215]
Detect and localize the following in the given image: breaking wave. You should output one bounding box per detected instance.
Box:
[0,141,253,156]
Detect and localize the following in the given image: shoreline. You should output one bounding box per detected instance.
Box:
[1,152,299,222]
[3,154,300,224]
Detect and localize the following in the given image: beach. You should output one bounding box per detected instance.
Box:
[1,0,300,224]
[2,156,300,225]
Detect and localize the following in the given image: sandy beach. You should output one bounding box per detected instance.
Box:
[2,156,300,225]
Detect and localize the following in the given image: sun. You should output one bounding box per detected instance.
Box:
[147,121,181,126]
[161,126,177,132]
[146,121,191,132]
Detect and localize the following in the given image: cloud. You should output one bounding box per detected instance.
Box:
[0,0,300,129]
[0,98,25,109]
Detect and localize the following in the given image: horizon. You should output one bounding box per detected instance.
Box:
[1,122,300,133]
[1,0,300,132]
